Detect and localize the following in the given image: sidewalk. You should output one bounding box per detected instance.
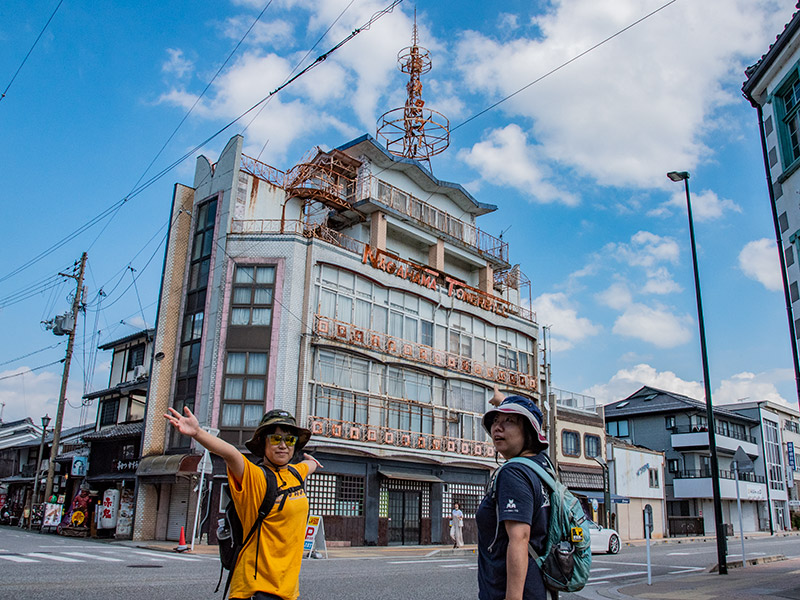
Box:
[603,555,800,600]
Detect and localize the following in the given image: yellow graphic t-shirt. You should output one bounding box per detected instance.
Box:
[227,458,310,600]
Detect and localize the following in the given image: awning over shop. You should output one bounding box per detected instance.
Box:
[378,468,443,483]
[0,474,35,484]
[572,490,630,504]
[136,454,201,483]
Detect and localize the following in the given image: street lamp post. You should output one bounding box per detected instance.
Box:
[592,455,611,528]
[667,171,727,574]
[29,414,51,530]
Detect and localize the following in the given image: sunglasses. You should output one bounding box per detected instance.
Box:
[267,433,298,447]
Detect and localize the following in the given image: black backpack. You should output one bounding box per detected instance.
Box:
[215,464,305,597]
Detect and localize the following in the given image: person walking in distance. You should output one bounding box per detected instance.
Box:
[451,503,465,548]
[477,395,553,600]
[165,407,321,600]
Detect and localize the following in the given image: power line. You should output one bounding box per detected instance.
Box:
[0,359,65,382]
[0,0,402,287]
[1,0,65,104]
[451,0,679,133]
[0,342,65,367]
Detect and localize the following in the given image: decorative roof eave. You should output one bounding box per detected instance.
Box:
[97,328,155,351]
[83,378,149,400]
[743,4,800,99]
[337,134,497,216]
[83,421,144,442]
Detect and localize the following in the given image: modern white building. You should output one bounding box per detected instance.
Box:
[723,400,799,531]
[607,437,666,541]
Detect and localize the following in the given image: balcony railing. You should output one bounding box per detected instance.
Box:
[671,425,756,444]
[551,387,597,413]
[673,469,765,484]
[358,175,508,264]
[239,154,285,187]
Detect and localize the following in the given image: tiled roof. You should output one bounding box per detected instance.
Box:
[743,3,800,93]
[603,386,758,423]
[98,329,154,350]
[82,421,144,442]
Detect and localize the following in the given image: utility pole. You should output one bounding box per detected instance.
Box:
[44,252,87,504]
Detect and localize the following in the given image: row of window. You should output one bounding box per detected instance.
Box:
[561,430,601,459]
[317,265,536,375]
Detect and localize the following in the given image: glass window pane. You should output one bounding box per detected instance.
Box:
[254,288,273,305]
[355,299,371,329]
[233,287,251,304]
[243,405,262,428]
[202,230,214,257]
[246,379,265,400]
[252,308,272,325]
[372,305,387,332]
[182,314,194,342]
[255,266,275,284]
[197,204,208,231]
[227,352,247,374]
[221,404,240,427]
[192,312,204,339]
[192,234,203,260]
[405,316,417,342]
[248,353,268,374]
[231,308,250,325]
[205,200,217,227]
[320,289,336,318]
[224,378,243,400]
[337,296,352,322]
[235,267,254,284]
[339,270,355,292]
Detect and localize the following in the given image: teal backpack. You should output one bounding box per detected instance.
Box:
[488,456,592,593]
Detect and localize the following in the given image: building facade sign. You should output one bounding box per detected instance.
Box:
[361,245,513,318]
[315,315,536,391]
[307,416,495,458]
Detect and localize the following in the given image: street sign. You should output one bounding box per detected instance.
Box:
[788,442,796,470]
[733,447,754,473]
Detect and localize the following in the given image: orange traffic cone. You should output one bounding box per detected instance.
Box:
[175,526,189,552]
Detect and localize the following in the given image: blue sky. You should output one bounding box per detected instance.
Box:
[1,0,796,428]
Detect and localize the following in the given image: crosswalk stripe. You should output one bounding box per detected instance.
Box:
[133,550,200,562]
[62,552,123,562]
[0,555,38,563]
[25,552,83,563]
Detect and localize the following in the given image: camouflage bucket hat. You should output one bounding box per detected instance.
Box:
[244,409,312,456]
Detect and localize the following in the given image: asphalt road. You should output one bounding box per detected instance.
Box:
[1,527,798,600]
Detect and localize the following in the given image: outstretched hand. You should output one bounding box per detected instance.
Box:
[490,384,504,407]
[164,406,201,438]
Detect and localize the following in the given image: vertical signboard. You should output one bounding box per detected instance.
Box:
[99,489,119,529]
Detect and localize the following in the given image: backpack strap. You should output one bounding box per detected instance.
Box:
[486,456,551,556]
[219,466,276,597]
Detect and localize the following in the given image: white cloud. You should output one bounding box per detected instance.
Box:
[606,231,680,268]
[612,303,693,348]
[652,189,742,222]
[596,282,632,310]
[454,0,784,189]
[162,49,193,79]
[583,363,703,406]
[642,266,682,295]
[221,17,295,47]
[459,125,579,205]
[739,238,782,292]
[714,371,791,406]
[0,367,85,428]
[534,292,601,351]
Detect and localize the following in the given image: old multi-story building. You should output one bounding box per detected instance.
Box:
[742,6,800,385]
[550,388,609,525]
[132,130,542,544]
[604,386,765,537]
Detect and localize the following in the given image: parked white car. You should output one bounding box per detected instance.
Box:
[586,520,621,554]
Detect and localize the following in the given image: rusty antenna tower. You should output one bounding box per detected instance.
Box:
[376,12,449,165]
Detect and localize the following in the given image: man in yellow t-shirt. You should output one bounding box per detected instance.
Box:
[166,407,320,600]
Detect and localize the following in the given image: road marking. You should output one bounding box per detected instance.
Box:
[438,562,473,568]
[587,571,647,583]
[592,567,612,572]
[591,560,651,566]
[0,555,38,563]
[728,552,766,557]
[388,558,469,564]
[62,552,123,562]
[133,550,200,562]
[25,552,83,562]
[668,567,705,574]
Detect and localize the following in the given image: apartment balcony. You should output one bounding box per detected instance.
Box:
[670,425,759,456]
[552,387,597,414]
[356,175,509,267]
[672,469,767,501]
